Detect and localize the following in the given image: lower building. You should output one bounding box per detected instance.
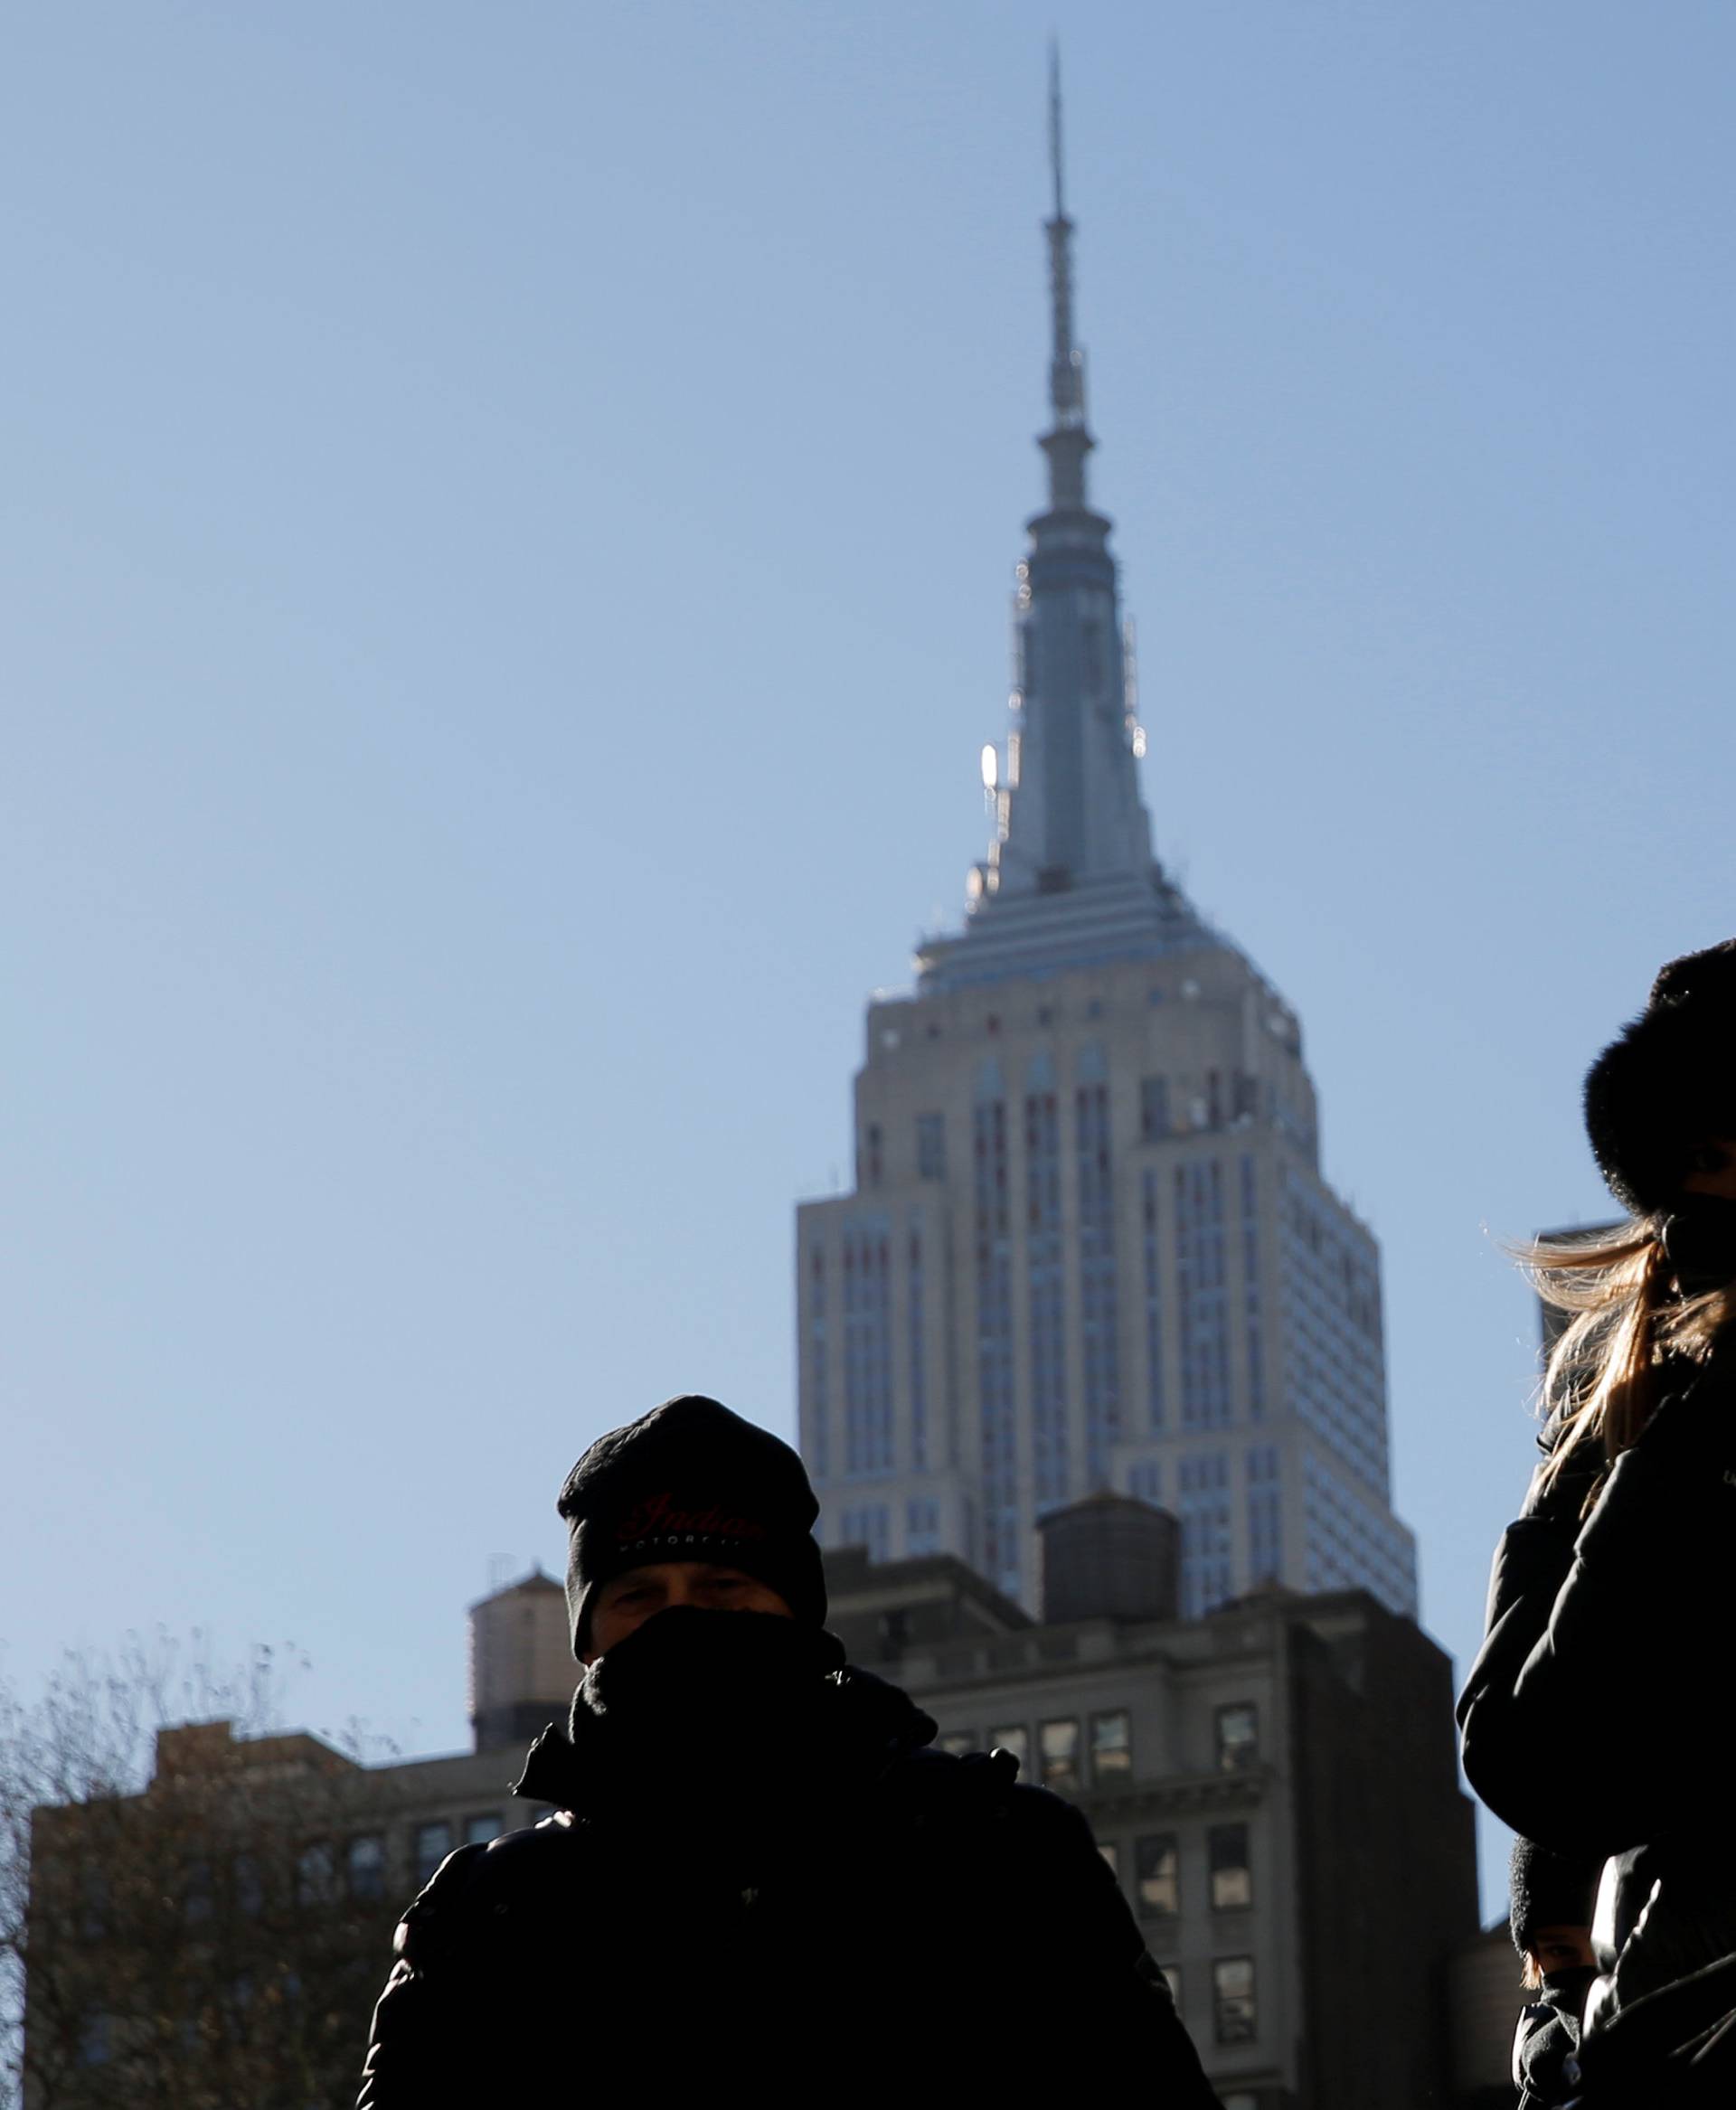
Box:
[17,1574,572,2108]
[23,1540,1477,2106]
[825,1493,1479,2108]
[1448,1922,1527,2107]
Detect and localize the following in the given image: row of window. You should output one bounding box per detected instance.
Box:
[936,1700,1259,1785]
[938,1709,1130,1792]
[1100,1823,1254,1918]
[879,982,1265,1063]
[1137,1953,1259,2049]
[1141,1069,1261,1142]
[889,1071,1273,1196]
[164,1811,510,1929]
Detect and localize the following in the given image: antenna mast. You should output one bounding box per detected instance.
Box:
[1042,45,1090,507]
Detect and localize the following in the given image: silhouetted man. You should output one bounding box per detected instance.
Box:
[358,1395,1221,2104]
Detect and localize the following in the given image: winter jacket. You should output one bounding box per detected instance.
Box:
[1458,1354,1736,2097]
[1513,1965,1596,2109]
[357,1611,1221,2106]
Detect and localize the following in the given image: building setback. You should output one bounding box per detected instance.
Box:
[796,69,1419,1622]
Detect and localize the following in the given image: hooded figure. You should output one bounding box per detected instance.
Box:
[1458,945,1736,2105]
[1508,1836,1601,2109]
[358,1396,1222,2106]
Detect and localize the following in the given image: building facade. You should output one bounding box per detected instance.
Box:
[18,1578,571,2107]
[824,1502,1479,2110]
[797,82,1419,1621]
[24,1558,1480,2106]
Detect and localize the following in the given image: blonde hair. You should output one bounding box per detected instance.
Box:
[1524,1218,1736,1501]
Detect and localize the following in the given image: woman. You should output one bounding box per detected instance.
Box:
[1458,939,1736,2102]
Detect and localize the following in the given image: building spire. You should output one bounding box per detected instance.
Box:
[1042,44,1091,511]
[1048,37,1066,219]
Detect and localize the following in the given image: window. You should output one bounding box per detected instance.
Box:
[234,1854,263,1917]
[840,1503,891,1563]
[464,1813,502,1847]
[1090,1710,1132,1781]
[296,1841,336,1907]
[1098,1840,1119,1876]
[1135,1834,1179,1917]
[916,1113,946,1180]
[1209,1823,1252,1910]
[988,1724,1029,1774]
[414,1821,453,1886]
[348,1834,386,1902]
[184,1857,213,1925]
[841,1220,893,1476]
[1040,1718,1080,1793]
[1215,1703,1259,1772]
[1212,1955,1257,2045]
[939,1730,976,1756]
[1082,617,1103,689]
[863,1123,882,1188]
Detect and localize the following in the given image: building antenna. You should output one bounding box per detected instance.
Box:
[1049,38,1066,221]
[1042,42,1090,507]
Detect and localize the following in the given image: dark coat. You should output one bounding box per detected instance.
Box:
[1457,1356,1736,2097]
[1513,1967,1596,2110]
[358,1623,1219,2106]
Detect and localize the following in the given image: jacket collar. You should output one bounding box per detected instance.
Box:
[511,1655,937,1815]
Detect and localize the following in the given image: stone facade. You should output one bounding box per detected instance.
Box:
[826,1532,1478,2109]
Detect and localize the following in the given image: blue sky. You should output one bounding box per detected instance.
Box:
[5,3,1733,1910]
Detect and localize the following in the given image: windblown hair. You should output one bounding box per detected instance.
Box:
[1524,1218,1736,1500]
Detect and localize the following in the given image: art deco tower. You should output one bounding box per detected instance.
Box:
[797,70,1419,1621]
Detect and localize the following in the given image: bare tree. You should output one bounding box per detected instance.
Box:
[1,1636,403,2110]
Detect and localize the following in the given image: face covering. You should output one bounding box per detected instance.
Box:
[576,1605,844,1740]
[1663,1194,1736,1295]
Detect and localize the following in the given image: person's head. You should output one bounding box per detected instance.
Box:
[1521,1925,1597,1989]
[1530,940,1736,1494]
[1583,940,1736,1221]
[1510,1837,1601,1990]
[556,1394,826,1663]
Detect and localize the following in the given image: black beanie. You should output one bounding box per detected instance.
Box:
[1509,1836,1602,1955]
[556,1395,826,1658]
[1583,939,1736,1216]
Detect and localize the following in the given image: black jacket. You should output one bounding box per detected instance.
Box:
[1514,1967,1597,2110]
[358,1615,1219,2105]
[1458,1358,1736,2094]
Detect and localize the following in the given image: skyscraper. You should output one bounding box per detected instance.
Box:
[796,68,1419,1623]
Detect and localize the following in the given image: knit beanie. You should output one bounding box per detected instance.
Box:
[1509,1836,1602,1956]
[1583,939,1736,1216]
[557,1394,826,1658]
